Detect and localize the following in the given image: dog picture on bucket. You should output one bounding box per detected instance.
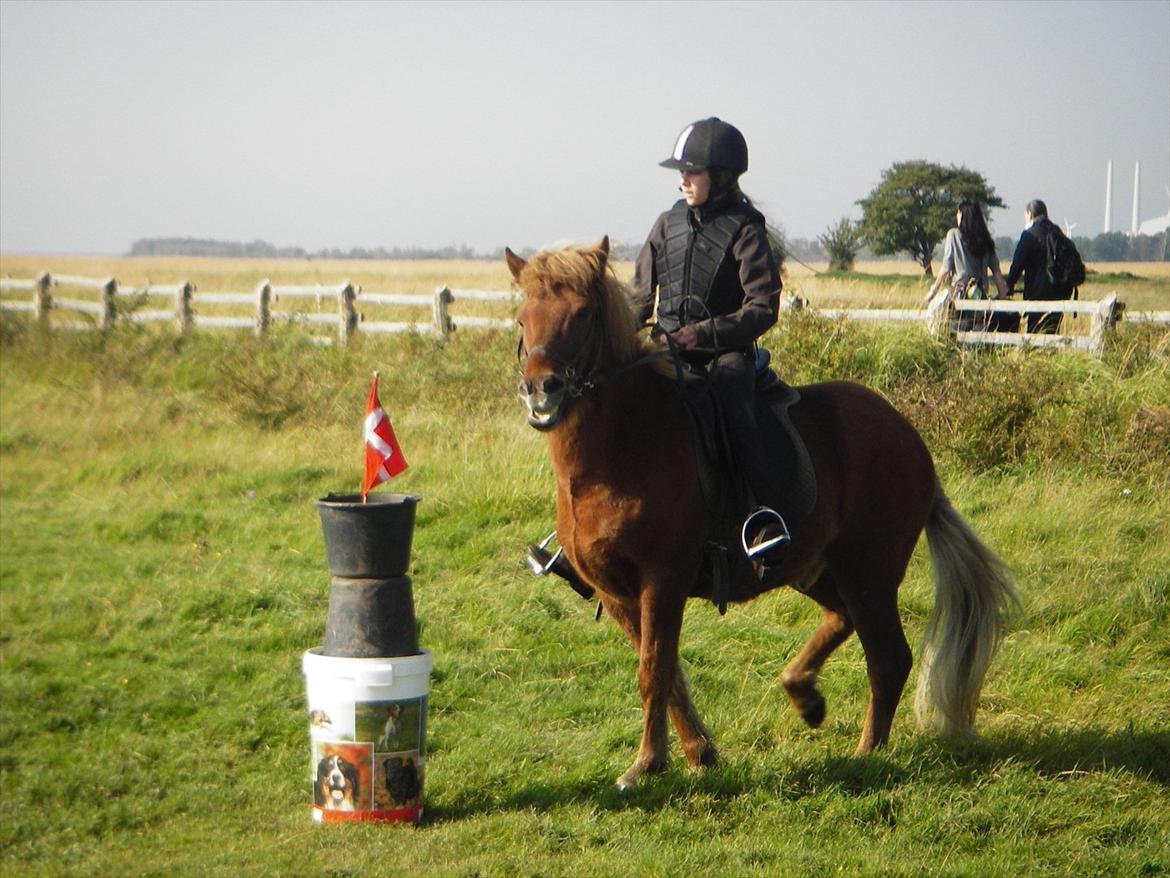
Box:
[356,698,425,754]
[374,754,424,811]
[313,742,372,812]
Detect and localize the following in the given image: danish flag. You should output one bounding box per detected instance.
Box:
[362,372,408,499]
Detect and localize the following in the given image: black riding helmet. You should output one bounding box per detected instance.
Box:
[658,117,748,175]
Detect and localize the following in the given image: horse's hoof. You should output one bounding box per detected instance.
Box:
[616,757,666,789]
[683,739,719,769]
[799,691,826,729]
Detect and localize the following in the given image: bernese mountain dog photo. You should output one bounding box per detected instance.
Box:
[314,753,360,811]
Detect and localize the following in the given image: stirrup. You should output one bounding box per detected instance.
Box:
[741,507,790,561]
[526,531,562,576]
[526,531,596,601]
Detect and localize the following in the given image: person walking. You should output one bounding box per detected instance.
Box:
[925,200,1009,332]
[1005,199,1074,333]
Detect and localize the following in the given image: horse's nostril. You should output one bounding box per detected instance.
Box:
[541,375,565,395]
[519,378,534,396]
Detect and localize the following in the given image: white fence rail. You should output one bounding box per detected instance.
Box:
[3,271,1166,353]
[946,293,1125,353]
[0,272,520,343]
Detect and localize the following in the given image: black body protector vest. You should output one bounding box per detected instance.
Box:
[653,199,764,336]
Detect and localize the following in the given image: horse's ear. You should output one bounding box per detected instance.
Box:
[592,236,610,275]
[505,247,527,281]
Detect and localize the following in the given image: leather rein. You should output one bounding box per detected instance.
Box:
[516,301,676,399]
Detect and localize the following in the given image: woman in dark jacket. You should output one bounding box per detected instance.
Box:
[630,117,788,564]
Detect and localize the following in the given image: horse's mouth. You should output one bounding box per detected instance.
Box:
[520,388,566,431]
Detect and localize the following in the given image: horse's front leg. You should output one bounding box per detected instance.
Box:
[606,598,717,775]
[615,588,687,790]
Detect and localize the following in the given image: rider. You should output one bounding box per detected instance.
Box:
[527,117,789,592]
[629,116,789,565]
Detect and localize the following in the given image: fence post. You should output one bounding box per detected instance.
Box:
[35,272,52,328]
[101,278,117,330]
[1089,292,1120,354]
[255,280,272,337]
[176,281,195,335]
[338,282,359,344]
[433,285,454,337]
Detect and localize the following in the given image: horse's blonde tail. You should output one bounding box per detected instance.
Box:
[914,485,1020,737]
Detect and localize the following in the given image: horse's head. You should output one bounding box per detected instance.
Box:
[507,236,637,431]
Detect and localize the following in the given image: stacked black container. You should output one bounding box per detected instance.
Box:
[315,492,422,657]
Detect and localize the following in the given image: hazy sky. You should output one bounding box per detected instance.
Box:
[1,0,1168,256]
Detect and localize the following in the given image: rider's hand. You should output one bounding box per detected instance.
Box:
[670,325,700,351]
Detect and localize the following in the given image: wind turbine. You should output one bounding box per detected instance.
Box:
[1063,218,1077,237]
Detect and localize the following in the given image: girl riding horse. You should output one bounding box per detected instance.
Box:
[509,236,1018,790]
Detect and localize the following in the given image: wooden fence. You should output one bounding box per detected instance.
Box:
[0,272,517,343]
[2,271,1166,352]
[814,291,1163,353]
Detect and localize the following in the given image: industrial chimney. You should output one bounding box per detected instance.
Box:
[1131,161,1141,236]
[1103,160,1113,233]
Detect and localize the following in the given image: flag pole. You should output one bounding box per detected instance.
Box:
[362,371,380,504]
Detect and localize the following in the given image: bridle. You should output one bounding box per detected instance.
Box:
[516,301,675,400]
[516,306,606,399]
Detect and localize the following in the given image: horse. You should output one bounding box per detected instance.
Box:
[506,237,1019,790]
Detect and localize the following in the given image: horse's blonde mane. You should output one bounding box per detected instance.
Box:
[521,243,653,366]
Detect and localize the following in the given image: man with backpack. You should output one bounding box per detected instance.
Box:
[1005,199,1087,333]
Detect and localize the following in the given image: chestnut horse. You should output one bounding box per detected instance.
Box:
[507,238,1018,789]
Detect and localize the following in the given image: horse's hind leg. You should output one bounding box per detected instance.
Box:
[835,565,912,754]
[782,574,854,729]
[668,665,717,768]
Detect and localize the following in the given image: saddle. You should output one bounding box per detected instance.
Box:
[681,349,818,611]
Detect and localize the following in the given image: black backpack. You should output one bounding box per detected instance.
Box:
[1044,223,1086,291]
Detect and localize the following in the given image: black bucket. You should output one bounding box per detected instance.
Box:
[316,493,421,579]
[323,576,420,658]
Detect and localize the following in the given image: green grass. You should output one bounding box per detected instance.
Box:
[814,270,929,286]
[1,314,1168,877]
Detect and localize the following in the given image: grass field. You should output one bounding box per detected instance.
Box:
[1,258,1168,877]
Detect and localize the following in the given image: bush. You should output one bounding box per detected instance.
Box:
[769,313,1170,478]
[819,217,865,272]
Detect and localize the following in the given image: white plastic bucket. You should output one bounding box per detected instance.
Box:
[303,648,432,824]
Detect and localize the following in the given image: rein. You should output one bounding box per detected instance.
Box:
[518,335,674,398]
[517,279,679,398]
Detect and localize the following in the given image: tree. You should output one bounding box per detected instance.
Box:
[819,217,865,272]
[857,160,1005,276]
[1092,231,1130,261]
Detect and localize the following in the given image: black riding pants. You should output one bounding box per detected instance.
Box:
[709,351,779,504]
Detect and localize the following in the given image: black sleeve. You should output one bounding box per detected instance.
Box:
[693,220,780,351]
[1005,233,1031,293]
[629,213,668,325]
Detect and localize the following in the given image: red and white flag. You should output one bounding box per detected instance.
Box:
[362,372,407,499]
